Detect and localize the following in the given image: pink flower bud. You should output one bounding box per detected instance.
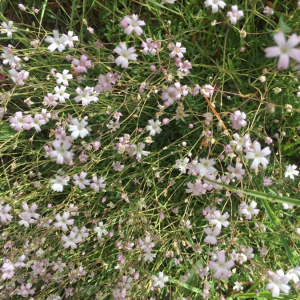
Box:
[206,130,211,135]
[116,241,122,247]
[150,65,156,71]
[160,213,165,220]
[109,231,114,237]
[134,272,140,280]
[93,141,101,150]
[102,197,106,203]
[120,18,128,28]
[138,128,143,132]
[240,47,245,52]
[189,123,193,128]
[18,3,26,10]
[219,154,225,160]
[162,118,170,125]
[164,101,170,107]
[182,141,187,147]
[106,111,110,115]
[175,57,181,64]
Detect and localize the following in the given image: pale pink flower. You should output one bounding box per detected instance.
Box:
[73,171,90,189]
[229,110,247,130]
[204,227,221,245]
[62,31,78,48]
[185,179,207,196]
[0,21,16,37]
[266,270,290,297]
[169,42,186,58]
[209,250,234,278]
[114,42,138,68]
[54,211,74,232]
[72,55,92,73]
[227,5,244,25]
[122,14,145,36]
[209,211,230,228]
[161,86,179,105]
[174,157,189,174]
[200,84,214,97]
[265,32,300,69]
[49,140,74,165]
[8,69,29,85]
[0,203,13,223]
[9,111,32,131]
[61,230,81,249]
[56,69,73,86]
[227,162,245,180]
[90,176,106,192]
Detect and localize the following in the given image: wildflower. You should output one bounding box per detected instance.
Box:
[1,260,15,280]
[209,211,230,228]
[54,211,74,231]
[208,250,234,278]
[9,111,32,131]
[284,164,299,179]
[54,85,70,103]
[152,272,168,288]
[0,203,13,223]
[112,161,124,172]
[146,119,162,136]
[61,230,81,249]
[263,6,274,16]
[0,21,16,37]
[68,118,89,139]
[72,55,92,73]
[174,157,189,174]
[198,158,217,176]
[45,30,67,52]
[94,221,108,237]
[233,282,243,291]
[227,5,244,25]
[263,176,272,186]
[227,162,245,180]
[266,270,290,297]
[44,93,58,107]
[185,179,207,196]
[73,171,90,189]
[114,42,138,68]
[265,32,300,69]
[62,31,78,48]
[90,176,106,192]
[8,69,29,85]
[204,227,221,245]
[49,140,74,165]
[56,69,73,86]
[121,14,145,36]
[169,42,186,59]
[144,252,156,262]
[1,46,21,66]
[161,86,179,105]
[229,110,247,130]
[200,84,214,97]
[287,266,300,283]
[245,141,271,169]
[273,87,282,94]
[50,175,69,192]
[259,75,266,82]
[239,201,259,220]
[141,38,160,55]
[204,0,226,13]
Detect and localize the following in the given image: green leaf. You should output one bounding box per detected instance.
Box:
[276,16,291,34]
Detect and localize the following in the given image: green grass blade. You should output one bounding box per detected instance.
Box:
[145,0,182,16]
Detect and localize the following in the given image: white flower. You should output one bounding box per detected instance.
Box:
[114,42,138,68]
[287,266,300,283]
[239,201,259,220]
[143,252,156,262]
[174,157,189,174]
[123,14,145,36]
[56,69,73,86]
[54,85,70,103]
[245,141,271,169]
[284,164,299,179]
[266,270,290,297]
[68,118,89,139]
[45,30,67,52]
[209,211,230,229]
[54,212,74,232]
[151,272,168,288]
[204,0,226,14]
[146,119,162,136]
[198,158,217,176]
[0,21,16,38]
[94,222,108,237]
[50,175,69,192]
[161,0,175,4]
[233,282,243,291]
[227,5,244,25]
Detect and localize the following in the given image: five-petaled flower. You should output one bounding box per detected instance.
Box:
[265,32,300,69]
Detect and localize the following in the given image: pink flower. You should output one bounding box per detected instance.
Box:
[122,14,145,36]
[229,110,247,130]
[72,55,92,73]
[0,203,12,223]
[204,227,221,245]
[114,42,138,68]
[9,111,32,131]
[265,32,300,69]
[208,250,234,278]
[169,42,186,58]
[266,270,290,297]
[73,171,90,189]
[200,84,214,97]
[204,0,226,13]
